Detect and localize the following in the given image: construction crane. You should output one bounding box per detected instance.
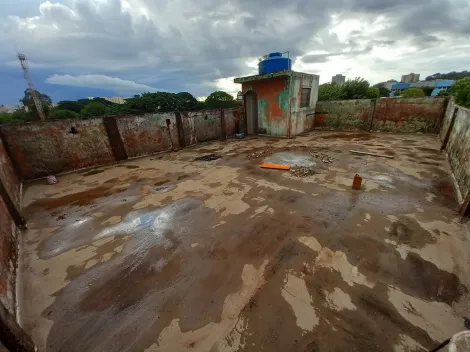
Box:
[17,53,46,121]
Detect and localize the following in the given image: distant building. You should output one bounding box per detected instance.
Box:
[390,82,411,97]
[382,80,396,90]
[88,96,128,104]
[331,74,346,86]
[401,73,420,83]
[431,80,455,96]
[0,105,19,113]
[411,80,435,88]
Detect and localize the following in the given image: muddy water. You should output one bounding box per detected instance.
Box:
[22,131,470,352]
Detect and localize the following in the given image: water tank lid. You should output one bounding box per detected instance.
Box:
[268,52,282,58]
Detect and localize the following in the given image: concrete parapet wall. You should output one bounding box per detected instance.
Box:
[373,98,446,133]
[442,104,470,211]
[315,100,374,131]
[1,119,115,180]
[315,97,446,133]
[0,107,243,180]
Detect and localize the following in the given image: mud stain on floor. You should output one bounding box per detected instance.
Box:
[21,131,470,352]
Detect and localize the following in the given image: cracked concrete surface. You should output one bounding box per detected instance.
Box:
[20,131,470,351]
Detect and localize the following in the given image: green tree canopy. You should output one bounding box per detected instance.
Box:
[56,100,84,113]
[449,78,470,108]
[20,89,52,119]
[49,109,80,119]
[204,91,238,109]
[365,87,380,99]
[80,102,107,117]
[377,86,391,97]
[422,86,434,97]
[318,82,343,101]
[401,88,425,98]
[341,78,370,99]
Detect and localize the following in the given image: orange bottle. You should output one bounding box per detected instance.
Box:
[352,174,362,190]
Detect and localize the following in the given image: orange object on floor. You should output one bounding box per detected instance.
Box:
[260,163,291,170]
[352,174,362,189]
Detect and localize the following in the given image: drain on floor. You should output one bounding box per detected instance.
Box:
[194,154,221,161]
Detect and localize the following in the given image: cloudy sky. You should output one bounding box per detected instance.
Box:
[0,0,469,104]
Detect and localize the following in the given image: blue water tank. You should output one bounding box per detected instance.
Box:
[258,52,292,75]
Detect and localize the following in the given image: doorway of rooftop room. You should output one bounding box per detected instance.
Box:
[245,90,258,135]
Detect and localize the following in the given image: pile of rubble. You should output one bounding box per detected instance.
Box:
[247,149,272,159]
[290,166,316,177]
[309,150,334,164]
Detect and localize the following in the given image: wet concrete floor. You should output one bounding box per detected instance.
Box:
[21,131,470,351]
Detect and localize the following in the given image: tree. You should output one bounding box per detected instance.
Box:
[365,87,380,99]
[204,91,238,109]
[80,102,107,117]
[318,82,343,101]
[422,86,434,97]
[57,100,84,113]
[20,89,52,119]
[0,110,34,125]
[401,88,425,98]
[377,86,391,97]
[449,78,470,108]
[175,92,200,111]
[341,78,370,99]
[49,109,80,119]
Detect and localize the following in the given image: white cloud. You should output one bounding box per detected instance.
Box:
[46,74,158,94]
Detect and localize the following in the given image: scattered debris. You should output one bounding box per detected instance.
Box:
[247,149,272,159]
[352,174,363,190]
[349,150,394,159]
[260,163,290,170]
[47,175,57,184]
[290,166,316,177]
[309,150,334,164]
[194,154,221,161]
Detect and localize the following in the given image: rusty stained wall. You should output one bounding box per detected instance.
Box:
[1,119,115,180]
[290,73,319,136]
[0,194,18,315]
[116,113,178,158]
[190,110,222,143]
[440,98,455,144]
[242,76,290,137]
[224,107,242,137]
[372,98,446,133]
[445,105,470,204]
[0,135,21,207]
[315,100,374,131]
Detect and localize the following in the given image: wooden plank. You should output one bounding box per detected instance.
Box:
[349,150,394,159]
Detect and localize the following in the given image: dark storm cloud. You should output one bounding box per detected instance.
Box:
[0,0,469,101]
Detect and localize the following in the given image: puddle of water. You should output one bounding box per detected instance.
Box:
[39,198,214,259]
[263,152,316,168]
